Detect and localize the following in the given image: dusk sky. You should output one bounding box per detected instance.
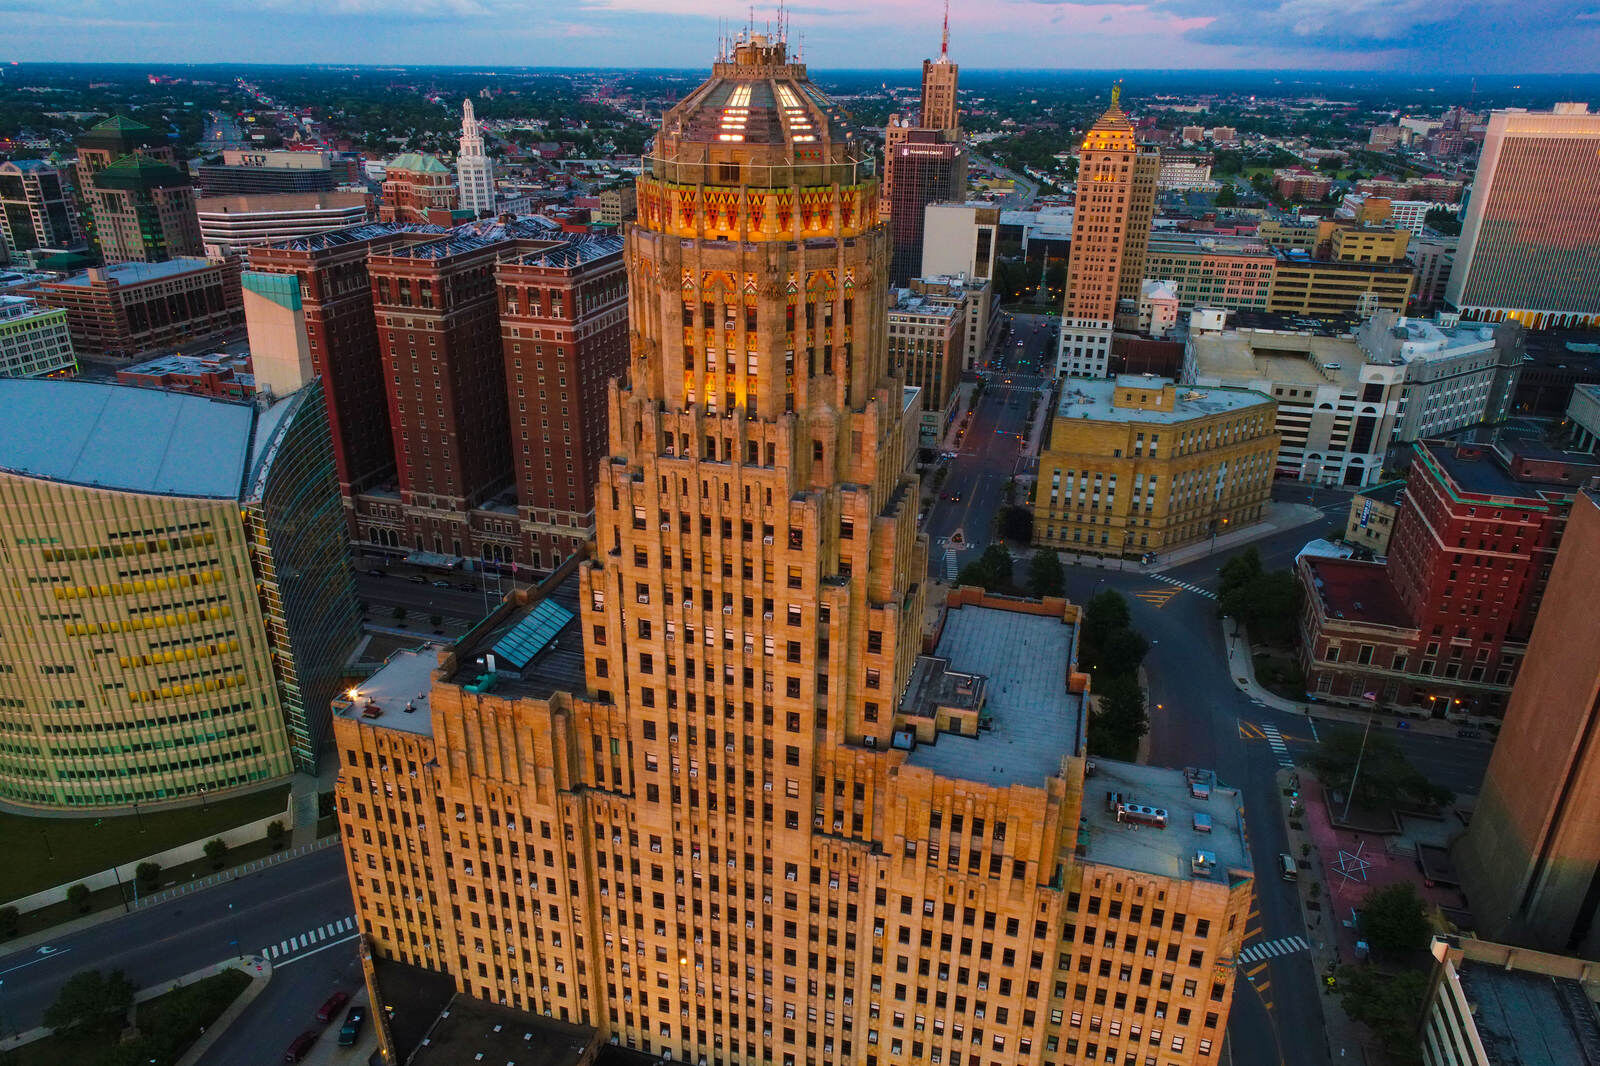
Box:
[4,0,1599,73]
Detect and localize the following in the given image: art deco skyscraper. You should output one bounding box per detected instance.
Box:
[1057,88,1159,378]
[334,37,1253,1066]
[882,6,966,283]
[457,98,497,218]
[920,3,960,138]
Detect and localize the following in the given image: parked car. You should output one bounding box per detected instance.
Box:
[431,579,452,589]
[338,1004,367,1046]
[456,582,475,592]
[1456,728,1483,739]
[365,568,387,578]
[284,1031,318,1062]
[407,574,427,585]
[316,989,351,1024]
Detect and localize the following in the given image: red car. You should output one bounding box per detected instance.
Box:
[284,1030,318,1062]
[315,990,351,1024]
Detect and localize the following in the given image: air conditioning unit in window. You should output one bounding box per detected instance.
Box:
[763,535,774,545]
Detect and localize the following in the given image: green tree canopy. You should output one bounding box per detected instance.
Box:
[1358,883,1431,958]
[1087,674,1148,761]
[43,968,136,1034]
[1027,549,1066,599]
[1310,729,1454,812]
[956,543,1016,594]
[1336,965,1428,1065]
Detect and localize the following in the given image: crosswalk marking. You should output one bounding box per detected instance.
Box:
[1151,573,1217,600]
[1239,721,1266,740]
[1237,935,1311,965]
[1261,723,1294,768]
[262,915,357,961]
[944,549,959,582]
[1131,587,1182,608]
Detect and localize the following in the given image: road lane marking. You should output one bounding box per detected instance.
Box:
[1246,963,1268,979]
[274,932,360,968]
[1239,722,1266,740]
[1236,936,1311,964]
[1260,724,1294,768]
[0,948,72,976]
[1151,573,1217,600]
[1131,587,1182,608]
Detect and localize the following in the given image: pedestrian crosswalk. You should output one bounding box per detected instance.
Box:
[944,549,959,582]
[1131,587,1183,608]
[1261,723,1293,768]
[1237,935,1311,965]
[1151,574,1217,600]
[263,915,357,962]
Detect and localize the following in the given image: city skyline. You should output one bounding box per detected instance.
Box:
[4,0,1600,74]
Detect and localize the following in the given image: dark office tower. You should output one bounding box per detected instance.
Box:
[495,236,628,570]
[887,130,964,286]
[0,161,83,254]
[1456,486,1600,957]
[368,228,514,556]
[246,224,434,508]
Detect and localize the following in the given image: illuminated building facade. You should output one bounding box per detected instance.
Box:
[334,37,1253,1066]
[1058,90,1159,378]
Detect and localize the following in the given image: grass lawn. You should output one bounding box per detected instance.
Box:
[8,968,251,1066]
[0,784,289,902]
[1254,650,1307,702]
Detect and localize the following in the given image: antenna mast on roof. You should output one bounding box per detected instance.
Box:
[941,0,950,58]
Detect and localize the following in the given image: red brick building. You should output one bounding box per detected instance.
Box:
[1299,438,1600,719]
[115,350,254,398]
[378,154,457,224]
[1273,167,1333,201]
[246,218,628,573]
[31,257,242,360]
[368,228,516,553]
[495,236,627,569]
[246,224,442,502]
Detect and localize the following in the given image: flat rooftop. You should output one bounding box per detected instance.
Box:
[53,257,216,287]
[409,992,599,1066]
[1056,376,1272,424]
[0,378,253,498]
[195,191,370,213]
[1457,962,1600,1066]
[1422,439,1595,502]
[1189,328,1365,390]
[904,603,1084,788]
[335,645,445,737]
[449,571,586,701]
[1080,760,1250,883]
[1305,556,1411,629]
[121,351,252,377]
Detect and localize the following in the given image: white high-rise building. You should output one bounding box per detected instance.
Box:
[456,99,495,218]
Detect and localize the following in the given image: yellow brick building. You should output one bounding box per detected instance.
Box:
[333,39,1256,1066]
[1034,377,1278,558]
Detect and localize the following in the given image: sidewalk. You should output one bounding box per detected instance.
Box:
[0,955,271,1054]
[1048,501,1325,575]
[1223,619,1464,739]
[1271,767,1374,1066]
[0,836,339,956]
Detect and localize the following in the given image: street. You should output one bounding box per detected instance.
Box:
[0,846,354,1041]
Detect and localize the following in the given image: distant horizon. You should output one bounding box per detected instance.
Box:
[4,0,1598,76]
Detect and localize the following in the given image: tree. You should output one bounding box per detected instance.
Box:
[1027,549,1066,599]
[1358,883,1431,958]
[1214,185,1238,208]
[1218,547,1264,598]
[1087,674,1148,761]
[42,968,136,1034]
[998,505,1034,544]
[66,882,90,913]
[1425,206,1461,236]
[956,543,1016,594]
[392,605,407,623]
[1098,626,1151,678]
[1310,728,1453,812]
[1217,548,1303,646]
[204,838,228,870]
[136,862,161,890]
[266,820,287,851]
[1081,590,1132,649]
[1336,965,1428,1065]
[429,613,445,630]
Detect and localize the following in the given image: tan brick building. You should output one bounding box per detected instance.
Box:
[333,38,1254,1066]
[1034,377,1278,558]
[1058,90,1159,378]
